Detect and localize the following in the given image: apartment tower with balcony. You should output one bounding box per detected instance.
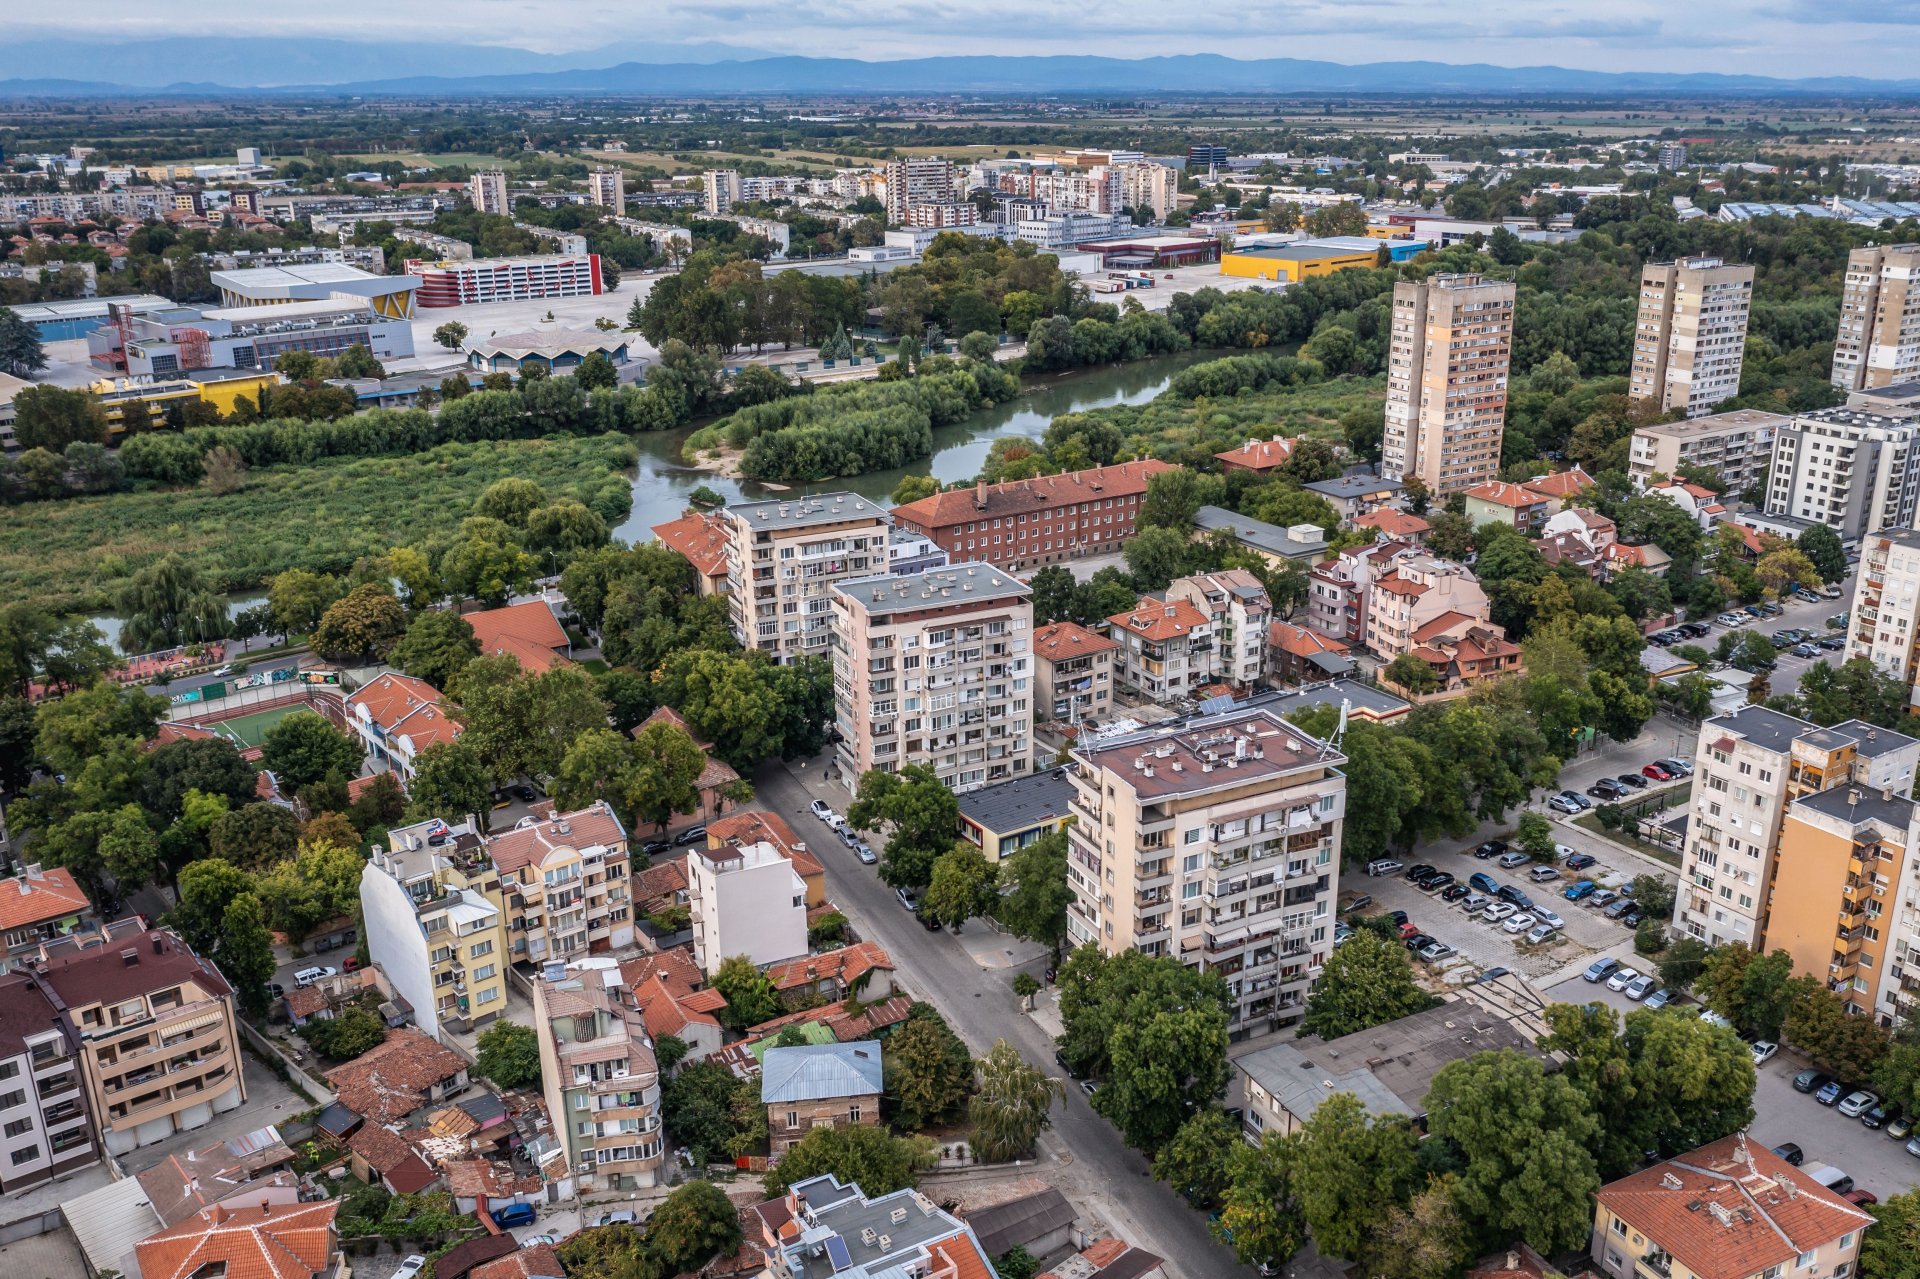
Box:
[486,803,634,964]
[1832,243,1920,392]
[532,957,665,1190]
[362,817,511,1038]
[468,171,509,216]
[1380,273,1516,495]
[1066,706,1346,1036]
[830,565,1033,794]
[0,969,98,1190]
[722,494,891,666]
[1629,257,1755,417]
[586,167,625,216]
[1846,528,1920,711]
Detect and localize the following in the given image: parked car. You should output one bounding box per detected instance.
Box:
[1583,957,1620,983]
[1344,894,1373,914]
[1864,1104,1892,1130]
[1615,772,1649,790]
[595,1211,637,1227]
[1590,889,1619,909]
[1417,940,1456,962]
[1548,793,1585,814]
[1656,758,1695,776]
[1565,879,1598,901]
[1421,872,1456,892]
[1079,1079,1100,1097]
[673,825,707,846]
[1366,859,1404,876]
[836,826,860,847]
[1524,922,1557,945]
[1791,643,1821,658]
[1529,864,1562,883]
[1817,635,1846,651]
[1403,931,1434,950]
[1603,897,1636,919]
[896,888,920,912]
[1385,910,1410,926]
[1482,901,1516,923]
[1533,906,1566,929]
[392,1258,427,1279]
[1643,987,1675,1010]
[1496,885,1532,908]
[1839,1090,1880,1118]
[490,1203,537,1229]
[294,966,336,987]
[1889,1115,1915,1141]
[1845,1189,1880,1207]
[1908,1135,1920,1158]
[1642,763,1674,781]
[1474,840,1509,860]
[1501,913,1536,935]
[1606,966,1641,992]
[1828,613,1851,630]
[1792,1069,1830,1094]
[1469,872,1500,895]
[855,843,878,865]
[1816,1080,1847,1106]
[809,799,836,822]
[1397,921,1420,940]
[1565,852,1598,870]
[1625,974,1657,1000]
[1772,1143,1804,1166]
[1716,612,1749,627]
[1459,893,1492,915]
[641,838,672,856]
[1474,967,1511,983]
[1404,864,1436,881]
[1440,883,1471,902]
[1497,851,1531,869]
[1752,1041,1779,1066]
[1620,906,1646,928]
[1757,602,1784,618]
[1588,778,1630,801]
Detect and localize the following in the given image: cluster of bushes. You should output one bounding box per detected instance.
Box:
[1021,306,1189,372]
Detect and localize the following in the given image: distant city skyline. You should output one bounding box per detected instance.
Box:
[11,1,1917,82]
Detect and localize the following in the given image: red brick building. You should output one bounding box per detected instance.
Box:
[888,460,1177,572]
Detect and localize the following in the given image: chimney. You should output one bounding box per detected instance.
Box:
[1850,788,1863,806]
[154,936,164,954]
[261,1199,270,1216]
[975,480,986,509]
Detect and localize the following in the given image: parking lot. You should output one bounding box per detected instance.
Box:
[1650,579,1853,693]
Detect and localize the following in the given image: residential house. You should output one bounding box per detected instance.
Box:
[1307,539,1412,647]
[1166,569,1271,690]
[632,706,744,826]
[131,1126,297,1228]
[1191,505,1329,566]
[760,1042,883,1154]
[706,810,826,908]
[1397,613,1524,696]
[630,859,690,921]
[323,1027,469,1126]
[443,1157,543,1219]
[345,672,463,782]
[1042,1237,1167,1279]
[1461,481,1552,533]
[1301,474,1404,526]
[0,864,97,972]
[36,921,244,1157]
[0,968,98,1191]
[961,1184,1076,1265]
[346,1123,438,1195]
[621,949,726,1062]
[1353,507,1431,543]
[462,599,571,674]
[531,956,666,1191]
[1267,619,1357,685]
[748,1173,998,1279]
[487,801,635,961]
[471,1243,567,1279]
[362,816,511,1036]
[1032,621,1118,727]
[1215,436,1297,475]
[433,1234,521,1279]
[1522,466,1598,509]
[1589,1136,1870,1279]
[1364,555,1493,661]
[1647,478,1729,531]
[1599,541,1674,579]
[686,840,808,975]
[956,771,1075,862]
[1106,597,1214,701]
[1541,507,1617,554]
[650,510,732,597]
[135,1199,342,1279]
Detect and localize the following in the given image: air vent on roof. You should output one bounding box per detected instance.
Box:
[1662,1173,1683,1190]
[121,948,139,966]
[1708,1202,1734,1226]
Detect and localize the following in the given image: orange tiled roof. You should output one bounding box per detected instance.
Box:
[708,810,822,878]
[475,630,571,674]
[1354,508,1431,539]
[1108,598,1209,643]
[929,1235,997,1279]
[1372,572,1429,598]
[1269,620,1350,658]
[1032,620,1118,662]
[767,942,893,993]
[1524,467,1596,499]
[323,1028,466,1125]
[1214,437,1296,469]
[1594,1137,1872,1279]
[0,866,90,933]
[1463,480,1549,509]
[631,858,690,908]
[135,1199,340,1279]
[651,511,730,579]
[346,673,462,753]
[471,1243,566,1279]
[486,802,627,876]
[345,1124,436,1193]
[890,459,1176,531]
[464,600,568,655]
[1411,610,1482,645]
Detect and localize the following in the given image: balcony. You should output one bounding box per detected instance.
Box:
[1636,1251,1674,1279]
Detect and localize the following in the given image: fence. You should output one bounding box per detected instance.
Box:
[240,1019,337,1106]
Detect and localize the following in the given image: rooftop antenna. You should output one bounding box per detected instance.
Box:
[1320,698,1351,758]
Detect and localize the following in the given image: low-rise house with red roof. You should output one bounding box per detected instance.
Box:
[1215,435,1297,475]
[486,800,634,960]
[135,1197,342,1279]
[1647,478,1730,530]
[1267,620,1357,687]
[1039,1235,1167,1279]
[1353,507,1431,543]
[1106,596,1214,701]
[463,599,573,674]
[1032,620,1118,726]
[346,1122,439,1195]
[443,1157,543,1218]
[650,510,731,597]
[889,459,1176,572]
[1589,1135,1871,1279]
[133,1125,296,1227]
[768,943,894,1007]
[1462,480,1554,534]
[0,863,98,972]
[1364,555,1492,662]
[323,1027,470,1127]
[471,1242,566,1279]
[1522,465,1597,509]
[631,858,690,921]
[632,706,743,829]
[1394,614,1524,697]
[620,949,726,1062]
[345,672,462,782]
[1600,540,1675,579]
[706,810,825,907]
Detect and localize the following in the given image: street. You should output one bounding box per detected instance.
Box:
[751,753,1260,1279]
[144,654,303,699]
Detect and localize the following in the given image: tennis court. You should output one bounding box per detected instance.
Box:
[202,703,305,748]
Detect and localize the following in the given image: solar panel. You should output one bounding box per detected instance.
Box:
[824,1234,853,1271]
[1197,693,1238,715]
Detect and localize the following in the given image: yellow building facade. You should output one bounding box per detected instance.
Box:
[89,372,282,435]
[1219,243,1378,283]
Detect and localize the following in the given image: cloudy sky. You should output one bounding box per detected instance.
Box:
[16,0,1919,79]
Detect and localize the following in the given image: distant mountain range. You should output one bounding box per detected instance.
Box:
[2,48,1918,97]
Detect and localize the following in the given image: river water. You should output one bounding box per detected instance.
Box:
[608,351,1208,543]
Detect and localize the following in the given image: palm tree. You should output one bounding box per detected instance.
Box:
[968,1040,1063,1163]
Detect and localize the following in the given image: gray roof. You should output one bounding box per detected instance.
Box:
[1707,706,1920,760]
[1793,784,1918,829]
[1640,646,1696,676]
[761,1041,884,1104]
[726,492,889,532]
[956,771,1074,837]
[1237,998,1544,1122]
[1251,678,1409,720]
[1193,505,1329,560]
[833,564,1030,613]
[1707,704,1814,754]
[1302,475,1404,501]
[966,1187,1074,1257]
[782,1175,989,1279]
[1829,719,1920,758]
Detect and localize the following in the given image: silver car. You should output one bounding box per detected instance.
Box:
[1625,974,1657,1000]
[1524,922,1557,944]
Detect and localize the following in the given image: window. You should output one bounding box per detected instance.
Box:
[475,987,500,1005]
[0,1090,22,1110]
[849,1104,861,1123]
[469,940,494,959]
[9,1145,38,1166]
[1610,1217,1626,1237]
[786,1110,798,1130]
[2,1118,30,1138]
[1183,828,1201,845]
[1798,1253,1816,1270]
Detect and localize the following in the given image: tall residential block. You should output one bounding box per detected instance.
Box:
[486,803,634,963]
[468,170,509,216]
[586,167,625,216]
[362,816,511,1038]
[702,169,741,216]
[1627,408,1788,493]
[1119,161,1180,221]
[1066,705,1346,1036]
[721,493,891,665]
[1763,407,1920,544]
[1630,257,1754,417]
[0,969,98,1191]
[1380,273,1515,496]
[531,957,665,1190]
[1832,243,1920,392]
[830,565,1033,793]
[685,840,808,975]
[883,158,959,224]
[1848,528,1920,712]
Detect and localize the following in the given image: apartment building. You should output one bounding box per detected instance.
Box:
[829,565,1033,793]
[1032,621,1118,726]
[468,171,509,216]
[1363,555,1493,661]
[1832,243,1920,392]
[1629,257,1755,417]
[748,1174,999,1279]
[0,865,97,972]
[531,957,665,1190]
[1590,1136,1869,1279]
[1108,598,1215,702]
[1066,705,1346,1036]
[703,169,741,215]
[1379,273,1516,495]
[1166,571,1271,691]
[1628,408,1789,492]
[362,817,511,1037]
[0,969,98,1191]
[1846,528,1920,707]
[36,922,244,1157]
[686,841,808,975]
[889,461,1176,573]
[1672,706,1920,949]
[722,493,891,665]
[1120,161,1181,220]
[882,158,958,224]
[1307,539,1412,647]
[649,510,731,597]
[585,167,625,216]
[486,803,634,963]
[1763,407,1920,545]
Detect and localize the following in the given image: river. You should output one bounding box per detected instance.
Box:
[608,351,1209,543]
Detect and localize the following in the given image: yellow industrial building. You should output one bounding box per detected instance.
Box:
[1220,240,1381,283]
[89,370,283,435]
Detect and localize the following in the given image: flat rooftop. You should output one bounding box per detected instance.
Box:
[957,770,1073,836]
[1636,408,1791,437]
[725,492,889,533]
[210,263,388,289]
[1074,704,1342,799]
[1225,242,1376,262]
[834,564,1030,613]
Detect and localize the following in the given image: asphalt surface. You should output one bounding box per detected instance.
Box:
[145,654,303,699]
[751,754,1259,1279]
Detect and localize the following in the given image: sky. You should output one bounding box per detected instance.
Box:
[13,0,1920,80]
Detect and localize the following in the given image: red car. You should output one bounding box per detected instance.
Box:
[1845,1189,1878,1207]
[1397,921,1419,940]
[1642,763,1674,781]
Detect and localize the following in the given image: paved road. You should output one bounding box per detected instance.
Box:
[752,754,1259,1279]
[145,654,303,699]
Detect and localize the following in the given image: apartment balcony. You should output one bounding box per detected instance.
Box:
[1637,1251,1674,1279]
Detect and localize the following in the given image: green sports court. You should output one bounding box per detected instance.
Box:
[198,703,307,749]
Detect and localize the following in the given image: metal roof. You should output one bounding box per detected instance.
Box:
[760,1040,884,1104]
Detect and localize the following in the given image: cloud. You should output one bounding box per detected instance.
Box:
[1759,0,1920,20]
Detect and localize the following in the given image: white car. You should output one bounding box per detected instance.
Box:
[1751,1041,1779,1066]
[293,965,336,987]
[1532,907,1566,930]
[1838,1090,1879,1118]
[392,1258,427,1279]
[1553,844,1578,861]
[1482,901,1516,923]
[808,799,836,822]
[1606,966,1641,992]
[1501,912,1536,935]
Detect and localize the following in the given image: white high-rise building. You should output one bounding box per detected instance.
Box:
[703,169,741,215]
[586,167,625,216]
[1832,244,1920,393]
[1763,407,1920,545]
[884,158,959,224]
[1630,257,1754,418]
[468,170,509,216]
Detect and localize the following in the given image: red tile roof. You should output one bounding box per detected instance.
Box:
[323,1028,467,1125]
[650,511,731,579]
[1108,598,1209,643]
[346,1125,437,1194]
[621,948,726,1041]
[1524,467,1596,499]
[708,810,822,878]
[346,673,463,753]
[0,865,90,934]
[486,802,627,876]
[37,925,230,1008]
[766,942,893,993]
[1595,1136,1871,1279]
[471,1243,565,1279]
[1268,620,1350,658]
[135,1199,339,1279]
[1353,508,1431,539]
[1463,480,1549,509]
[1215,436,1297,470]
[1411,610,1483,644]
[1372,572,1429,598]
[890,459,1176,532]
[1032,621,1118,662]
[464,600,568,654]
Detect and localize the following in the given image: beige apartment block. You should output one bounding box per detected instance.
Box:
[468,171,508,216]
[363,816,511,1038]
[37,922,244,1157]
[532,957,665,1191]
[1032,621,1118,726]
[830,565,1032,794]
[1630,257,1754,417]
[1848,528,1920,708]
[1628,408,1788,493]
[702,169,741,215]
[1832,243,1920,392]
[1362,554,1491,661]
[486,803,634,963]
[723,493,890,666]
[883,158,958,223]
[1166,570,1272,691]
[1067,706,1346,1036]
[1380,273,1515,495]
[586,167,625,216]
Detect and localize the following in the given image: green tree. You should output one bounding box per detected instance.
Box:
[208,801,302,868]
[574,351,619,390]
[433,320,470,351]
[117,555,229,653]
[1153,1109,1238,1209]
[847,764,961,891]
[1293,1093,1420,1260]
[1860,1192,1920,1279]
[761,1125,932,1198]
[884,1013,973,1129]
[403,740,494,825]
[216,891,277,1017]
[142,736,258,817]
[922,844,997,930]
[1382,652,1439,695]
[992,829,1071,960]
[1357,1179,1472,1279]
[311,584,407,664]
[1213,1132,1305,1270]
[662,1060,742,1165]
[259,711,363,789]
[391,611,481,689]
[11,385,106,452]
[1094,998,1230,1150]
[253,837,367,938]
[1516,811,1558,863]
[473,1021,543,1090]
[968,1040,1062,1163]
[173,858,254,954]
[0,305,48,377]
[645,1179,741,1275]
[1658,936,1712,991]
[267,569,342,637]
[1697,944,1799,1041]
[712,955,780,1030]
[626,720,707,835]
[1783,982,1890,1082]
[1300,929,1438,1040]
[1138,467,1226,531]
[1798,524,1847,584]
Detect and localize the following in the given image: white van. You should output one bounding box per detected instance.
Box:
[1801,1162,1854,1194]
